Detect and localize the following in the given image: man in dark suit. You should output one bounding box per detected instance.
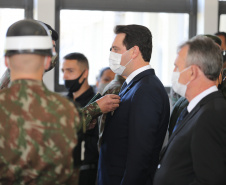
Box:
[153,36,226,185]
[98,24,170,185]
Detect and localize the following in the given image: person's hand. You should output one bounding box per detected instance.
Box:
[96,94,120,113]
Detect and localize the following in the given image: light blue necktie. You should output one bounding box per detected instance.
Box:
[119,82,127,93]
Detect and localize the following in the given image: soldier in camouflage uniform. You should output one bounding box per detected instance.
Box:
[0,22,121,141]
[0,19,81,184]
[0,21,58,91]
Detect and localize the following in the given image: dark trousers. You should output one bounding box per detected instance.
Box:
[79,168,97,185]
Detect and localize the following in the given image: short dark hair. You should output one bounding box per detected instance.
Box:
[114,24,152,62]
[97,67,111,82]
[63,52,89,70]
[215,32,226,44]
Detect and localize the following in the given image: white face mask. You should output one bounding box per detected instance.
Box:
[109,49,132,75]
[171,66,191,97]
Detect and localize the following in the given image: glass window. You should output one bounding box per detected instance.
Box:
[59,10,189,87]
[0,8,24,77]
[220,14,226,31]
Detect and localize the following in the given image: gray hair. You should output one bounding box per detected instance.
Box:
[179,36,223,81]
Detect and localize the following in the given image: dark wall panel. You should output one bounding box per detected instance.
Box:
[0,0,25,8]
[59,0,192,13]
[0,0,33,19]
[54,0,197,92]
[219,1,226,14]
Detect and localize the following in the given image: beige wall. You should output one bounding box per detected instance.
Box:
[34,0,55,91]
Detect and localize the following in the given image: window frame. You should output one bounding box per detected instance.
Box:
[218,1,226,30]
[0,0,33,19]
[0,0,33,77]
[54,0,197,92]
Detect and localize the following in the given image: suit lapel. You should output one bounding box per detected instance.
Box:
[119,81,133,97]
[104,70,154,137]
[119,69,155,97]
[159,105,200,159]
[160,91,222,160]
[170,105,199,141]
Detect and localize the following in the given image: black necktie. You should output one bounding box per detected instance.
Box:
[173,107,188,133]
[120,82,127,93]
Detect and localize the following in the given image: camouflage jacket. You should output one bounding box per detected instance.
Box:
[81,75,125,135]
[0,69,10,90]
[98,75,125,149]
[0,79,81,185]
[81,99,102,131]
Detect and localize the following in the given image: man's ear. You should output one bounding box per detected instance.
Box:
[218,72,223,85]
[132,46,140,59]
[190,65,199,81]
[5,57,10,68]
[44,56,51,70]
[84,69,89,79]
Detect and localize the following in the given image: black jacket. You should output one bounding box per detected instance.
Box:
[67,87,99,167]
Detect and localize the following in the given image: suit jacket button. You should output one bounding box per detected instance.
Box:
[158,164,161,169]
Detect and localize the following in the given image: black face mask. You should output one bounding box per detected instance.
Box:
[64,70,86,93]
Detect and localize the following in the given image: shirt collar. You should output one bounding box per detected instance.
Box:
[75,86,94,102]
[126,65,152,85]
[187,85,218,113]
[10,79,44,87]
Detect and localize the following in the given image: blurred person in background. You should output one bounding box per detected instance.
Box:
[96,67,115,94]
[215,32,226,68]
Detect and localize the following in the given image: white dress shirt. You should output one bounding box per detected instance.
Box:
[126,65,152,85]
[187,85,218,113]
